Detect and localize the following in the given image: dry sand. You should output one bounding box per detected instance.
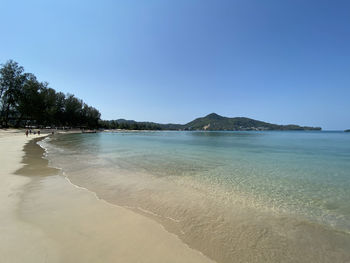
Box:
[0,130,59,262]
[0,130,215,263]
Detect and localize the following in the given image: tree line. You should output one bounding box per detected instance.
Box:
[99,120,163,130]
[0,60,101,128]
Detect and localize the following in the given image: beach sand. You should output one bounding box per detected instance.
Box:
[0,130,59,262]
[0,130,214,263]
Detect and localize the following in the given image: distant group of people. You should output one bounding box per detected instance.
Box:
[25,129,40,137]
[25,129,56,137]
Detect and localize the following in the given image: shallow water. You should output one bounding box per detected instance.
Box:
[17,139,215,263]
[40,131,350,262]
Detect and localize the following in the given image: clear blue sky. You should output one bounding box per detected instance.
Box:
[1,0,349,130]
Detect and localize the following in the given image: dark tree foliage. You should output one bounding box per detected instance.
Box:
[0,60,100,128]
[99,120,162,130]
[0,60,26,127]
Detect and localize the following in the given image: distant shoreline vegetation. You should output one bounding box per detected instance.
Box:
[345,129,350,132]
[100,113,321,131]
[1,60,321,131]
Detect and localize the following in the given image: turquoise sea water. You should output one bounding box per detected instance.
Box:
[41,131,350,262]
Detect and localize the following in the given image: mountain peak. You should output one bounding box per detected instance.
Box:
[184,113,321,131]
[205,113,224,119]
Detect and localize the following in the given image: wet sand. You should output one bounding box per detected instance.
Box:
[0,130,214,263]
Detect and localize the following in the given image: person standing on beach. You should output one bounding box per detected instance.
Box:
[25,130,28,137]
[38,130,40,135]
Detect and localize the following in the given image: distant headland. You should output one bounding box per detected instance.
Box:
[100,113,322,131]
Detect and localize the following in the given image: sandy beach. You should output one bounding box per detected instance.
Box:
[0,130,214,263]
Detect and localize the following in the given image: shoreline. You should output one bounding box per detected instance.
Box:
[0,130,215,263]
[39,132,350,263]
[3,130,350,263]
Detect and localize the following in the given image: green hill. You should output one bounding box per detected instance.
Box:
[101,113,321,131]
[182,113,321,131]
